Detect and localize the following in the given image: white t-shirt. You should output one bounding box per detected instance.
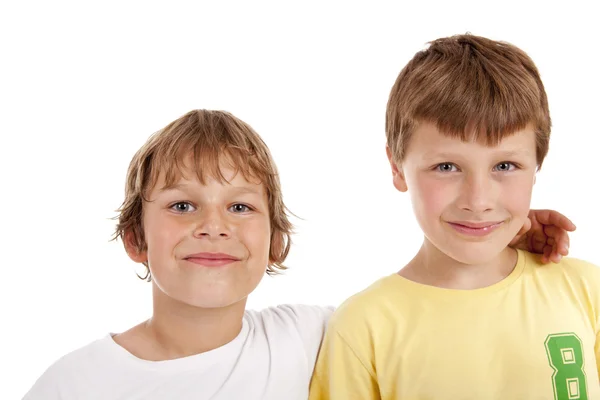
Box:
[23,304,334,400]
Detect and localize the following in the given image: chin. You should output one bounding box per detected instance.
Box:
[165,283,251,309]
[186,294,248,309]
[444,243,508,266]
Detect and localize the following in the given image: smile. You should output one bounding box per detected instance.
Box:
[183,252,241,267]
[447,221,504,237]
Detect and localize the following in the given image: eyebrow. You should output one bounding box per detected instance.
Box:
[228,186,262,195]
[159,183,188,192]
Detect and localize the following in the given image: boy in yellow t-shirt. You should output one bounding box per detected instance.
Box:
[309,34,600,399]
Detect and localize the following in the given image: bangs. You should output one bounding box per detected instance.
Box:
[387,34,551,165]
[410,50,546,146]
[138,112,274,199]
[158,145,265,190]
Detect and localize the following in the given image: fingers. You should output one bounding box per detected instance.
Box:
[531,209,577,232]
[543,225,570,256]
[539,237,569,265]
[521,217,532,234]
[530,230,548,252]
[539,244,554,264]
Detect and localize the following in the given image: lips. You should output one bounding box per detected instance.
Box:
[447,221,504,237]
[183,252,241,267]
[450,221,503,229]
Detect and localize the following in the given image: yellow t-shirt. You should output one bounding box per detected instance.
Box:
[309,250,600,399]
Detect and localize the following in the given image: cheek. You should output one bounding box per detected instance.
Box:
[238,218,272,258]
[411,175,454,218]
[144,214,187,249]
[501,175,534,215]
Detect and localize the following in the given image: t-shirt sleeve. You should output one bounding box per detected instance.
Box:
[308,327,380,400]
[274,304,335,375]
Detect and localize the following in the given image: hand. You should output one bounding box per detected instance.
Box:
[509,209,576,264]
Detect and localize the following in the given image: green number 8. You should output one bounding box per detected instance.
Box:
[545,333,588,400]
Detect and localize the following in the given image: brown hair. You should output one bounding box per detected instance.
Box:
[386,34,551,166]
[113,109,293,278]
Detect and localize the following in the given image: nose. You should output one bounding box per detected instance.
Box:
[457,172,496,213]
[193,208,231,239]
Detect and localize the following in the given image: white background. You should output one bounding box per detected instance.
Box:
[1,1,598,398]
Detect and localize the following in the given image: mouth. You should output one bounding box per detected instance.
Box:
[447,221,504,237]
[183,252,241,267]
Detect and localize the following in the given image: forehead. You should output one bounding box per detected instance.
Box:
[407,121,537,160]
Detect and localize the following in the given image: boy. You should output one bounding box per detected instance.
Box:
[25,109,574,399]
[308,35,600,399]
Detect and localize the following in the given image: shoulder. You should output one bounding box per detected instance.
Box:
[522,250,600,280]
[560,256,600,275]
[327,275,403,336]
[246,304,334,331]
[39,336,112,374]
[245,304,334,346]
[245,305,335,376]
[333,275,402,318]
[522,251,600,315]
[312,276,403,377]
[555,256,600,289]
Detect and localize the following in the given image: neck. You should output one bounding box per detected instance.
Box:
[144,283,247,359]
[400,239,518,290]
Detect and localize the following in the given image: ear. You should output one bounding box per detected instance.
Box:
[386,146,408,192]
[124,230,148,264]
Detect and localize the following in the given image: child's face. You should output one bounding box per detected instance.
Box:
[389,122,538,265]
[133,159,271,309]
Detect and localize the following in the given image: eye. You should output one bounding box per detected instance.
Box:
[436,163,458,172]
[494,162,517,172]
[229,203,253,213]
[169,202,196,213]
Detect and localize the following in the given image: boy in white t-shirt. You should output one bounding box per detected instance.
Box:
[23,109,575,399]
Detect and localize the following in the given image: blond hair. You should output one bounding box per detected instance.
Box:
[386,34,551,166]
[114,109,293,278]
